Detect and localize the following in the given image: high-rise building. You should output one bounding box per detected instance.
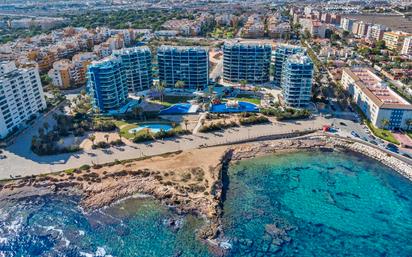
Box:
[401,36,412,56]
[157,46,209,89]
[273,45,305,87]
[341,18,355,32]
[87,56,128,113]
[367,24,388,41]
[383,31,412,51]
[281,54,314,108]
[0,61,47,139]
[223,42,271,84]
[113,46,153,94]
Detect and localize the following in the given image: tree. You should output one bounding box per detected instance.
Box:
[104,134,110,143]
[381,118,390,130]
[132,106,143,120]
[406,119,412,131]
[43,122,49,132]
[152,81,165,102]
[175,80,185,91]
[184,118,189,130]
[88,134,96,146]
[303,28,311,40]
[239,79,247,88]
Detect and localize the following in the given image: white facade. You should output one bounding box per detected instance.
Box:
[341,68,412,130]
[0,61,47,139]
[401,36,412,56]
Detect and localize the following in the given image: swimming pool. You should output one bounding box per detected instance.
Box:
[128,123,173,134]
[210,101,259,113]
[159,104,199,115]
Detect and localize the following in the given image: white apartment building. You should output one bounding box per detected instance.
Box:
[367,24,387,41]
[401,36,412,56]
[341,68,412,130]
[0,61,47,139]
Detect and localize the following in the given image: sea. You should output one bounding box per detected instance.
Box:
[0,150,411,257]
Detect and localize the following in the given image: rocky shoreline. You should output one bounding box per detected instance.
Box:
[0,135,411,255]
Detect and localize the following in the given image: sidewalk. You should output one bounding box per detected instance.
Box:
[0,116,326,179]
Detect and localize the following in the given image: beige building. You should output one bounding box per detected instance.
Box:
[341,68,412,130]
[383,31,412,51]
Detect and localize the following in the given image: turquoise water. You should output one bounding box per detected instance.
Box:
[128,123,173,134]
[210,101,259,113]
[222,151,412,256]
[0,151,411,256]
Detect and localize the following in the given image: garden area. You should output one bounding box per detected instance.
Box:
[149,95,194,108]
[354,105,400,145]
[199,112,269,133]
[260,107,311,121]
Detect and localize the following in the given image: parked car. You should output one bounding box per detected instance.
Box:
[351,131,360,138]
[339,122,347,126]
[385,144,399,153]
[402,153,411,159]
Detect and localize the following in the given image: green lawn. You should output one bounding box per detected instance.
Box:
[407,131,412,140]
[354,106,400,145]
[149,95,193,108]
[233,97,261,105]
[366,121,399,145]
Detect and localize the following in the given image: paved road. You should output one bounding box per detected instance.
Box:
[0,116,327,179]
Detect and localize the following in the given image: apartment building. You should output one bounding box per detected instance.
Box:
[281,54,314,108]
[241,15,265,38]
[0,61,47,139]
[273,45,305,87]
[157,46,209,89]
[341,68,412,130]
[383,31,412,51]
[113,46,153,94]
[223,42,271,84]
[401,36,412,56]
[341,18,355,32]
[48,60,72,88]
[367,24,387,41]
[87,57,128,113]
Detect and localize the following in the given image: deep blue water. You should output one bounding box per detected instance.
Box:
[0,151,411,256]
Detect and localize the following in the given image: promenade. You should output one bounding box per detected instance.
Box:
[0,117,325,180]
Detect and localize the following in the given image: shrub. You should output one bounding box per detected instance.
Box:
[199,121,238,133]
[110,139,125,146]
[133,132,154,143]
[93,120,117,132]
[79,164,91,170]
[92,141,110,149]
[261,107,310,121]
[239,115,269,125]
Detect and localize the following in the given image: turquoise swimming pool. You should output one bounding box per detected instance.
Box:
[159,104,199,115]
[128,123,173,134]
[210,101,259,113]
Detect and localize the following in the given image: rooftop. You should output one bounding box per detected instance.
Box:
[346,68,412,109]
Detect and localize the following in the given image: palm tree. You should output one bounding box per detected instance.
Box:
[239,79,247,88]
[88,134,96,146]
[43,122,49,132]
[175,80,185,91]
[406,119,412,131]
[104,134,109,143]
[381,118,390,130]
[132,106,143,120]
[183,118,189,130]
